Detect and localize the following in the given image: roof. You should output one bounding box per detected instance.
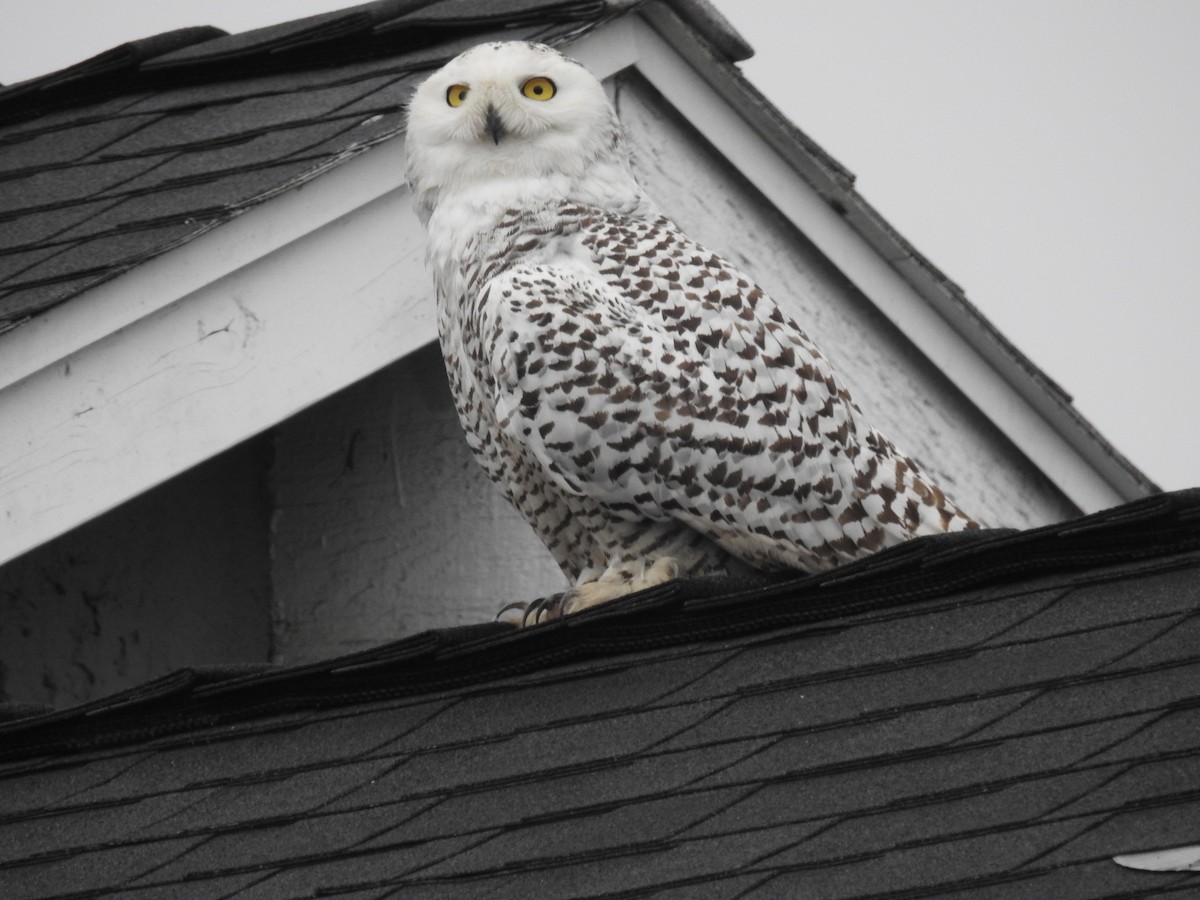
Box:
[0,0,628,332]
[2,489,1199,897]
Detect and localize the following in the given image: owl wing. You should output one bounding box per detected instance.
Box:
[469,239,968,575]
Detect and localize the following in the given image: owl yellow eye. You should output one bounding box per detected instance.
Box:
[446,84,469,107]
[521,77,556,101]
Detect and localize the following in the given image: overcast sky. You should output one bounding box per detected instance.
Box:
[2,0,1197,493]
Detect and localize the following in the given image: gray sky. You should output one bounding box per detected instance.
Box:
[2,0,1197,492]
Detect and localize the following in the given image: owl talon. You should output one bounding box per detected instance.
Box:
[495,559,680,627]
[495,599,529,625]
[525,593,564,626]
[497,592,568,627]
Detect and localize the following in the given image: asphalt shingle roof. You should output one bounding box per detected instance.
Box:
[1,489,1199,898]
[0,5,1191,895]
[0,0,616,332]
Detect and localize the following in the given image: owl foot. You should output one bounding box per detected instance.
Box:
[495,592,567,627]
[496,558,681,627]
[562,556,681,617]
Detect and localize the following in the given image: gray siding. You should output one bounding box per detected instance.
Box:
[0,439,272,709]
[270,343,564,664]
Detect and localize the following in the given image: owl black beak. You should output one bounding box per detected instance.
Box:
[484,104,506,145]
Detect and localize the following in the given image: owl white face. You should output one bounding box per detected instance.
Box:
[405,41,625,218]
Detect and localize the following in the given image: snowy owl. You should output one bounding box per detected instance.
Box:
[404,41,978,623]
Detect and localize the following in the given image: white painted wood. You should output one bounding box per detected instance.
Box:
[0,159,434,566]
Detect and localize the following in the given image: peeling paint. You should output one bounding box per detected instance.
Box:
[232,295,263,346]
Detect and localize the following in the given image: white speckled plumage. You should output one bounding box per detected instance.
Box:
[405,41,978,620]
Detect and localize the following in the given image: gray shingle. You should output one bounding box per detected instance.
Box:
[1,155,167,221]
[0,0,593,327]
[2,835,209,900]
[0,196,130,252]
[0,114,163,174]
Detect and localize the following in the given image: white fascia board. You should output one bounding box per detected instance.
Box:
[0,138,436,566]
[572,13,1138,512]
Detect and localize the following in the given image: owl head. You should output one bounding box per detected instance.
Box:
[405,41,639,224]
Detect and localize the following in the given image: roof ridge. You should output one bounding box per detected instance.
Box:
[0,26,228,126]
[0,488,1196,764]
[3,26,229,93]
[0,0,617,128]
